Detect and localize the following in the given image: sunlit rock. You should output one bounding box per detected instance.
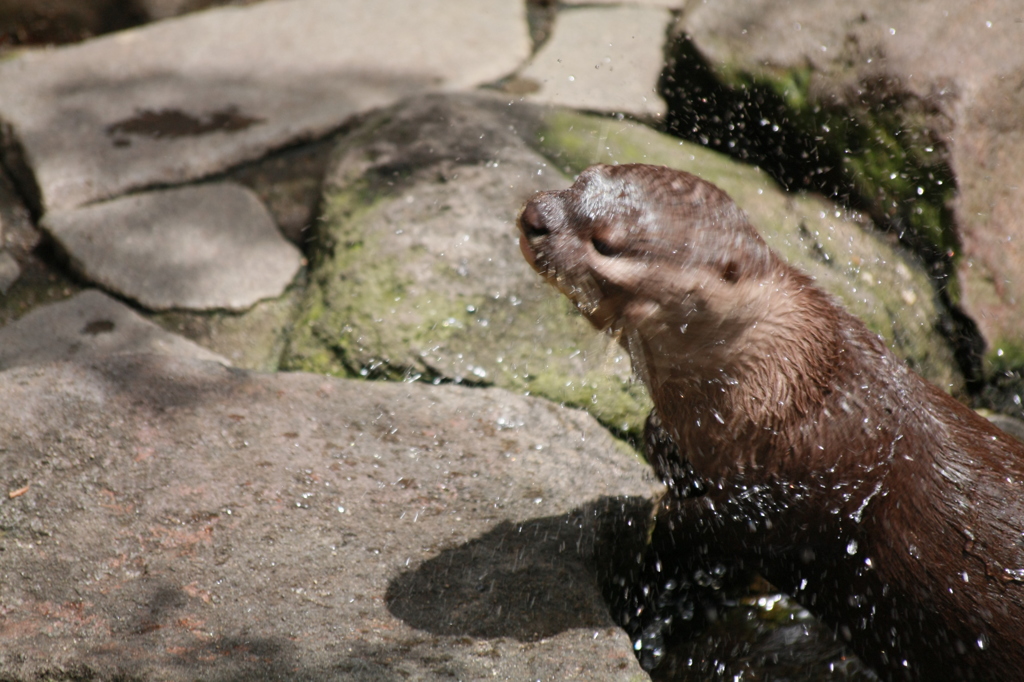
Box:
[41,182,301,312]
[515,4,669,119]
[0,288,229,370]
[0,0,531,213]
[0,354,655,681]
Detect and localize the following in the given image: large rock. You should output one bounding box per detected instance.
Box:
[516,4,670,119]
[42,182,302,312]
[0,289,229,369]
[0,0,531,213]
[0,354,655,681]
[283,93,961,442]
[283,93,653,437]
[676,0,1024,366]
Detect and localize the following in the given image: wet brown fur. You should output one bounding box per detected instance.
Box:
[519,163,1024,681]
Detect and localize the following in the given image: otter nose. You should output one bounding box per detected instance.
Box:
[519,201,550,239]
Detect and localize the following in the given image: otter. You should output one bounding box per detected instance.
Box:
[518,163,1024,681]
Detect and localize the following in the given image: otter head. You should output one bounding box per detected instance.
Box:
[518,163,793,388]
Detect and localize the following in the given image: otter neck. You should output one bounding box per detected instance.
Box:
[641,275,843,481]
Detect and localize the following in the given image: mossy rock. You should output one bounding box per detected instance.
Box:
[282,94,652,438]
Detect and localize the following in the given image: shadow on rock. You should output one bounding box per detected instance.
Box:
[159,635,298,682]
[385,495,653,642]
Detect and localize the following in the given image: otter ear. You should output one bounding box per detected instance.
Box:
[720,260,740,284]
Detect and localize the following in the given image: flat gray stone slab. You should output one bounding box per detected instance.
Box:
[517,5,669,118]
[0,0,531,212]
[42,182,302,311]
[0,354,656,681]
[0,289,229,370]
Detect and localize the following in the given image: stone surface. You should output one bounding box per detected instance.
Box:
[0,151,80,329]
[0,250,20,294]
[677,0,1024,363]
[283,94,961,442]
[517,4,669,119]
[283,93,652,438]
[148,286,304,371]
[0,0,531,212]
[42,182,302,312]
[0,263,80,330]
[0,289,229,370]
[0,354,656,681]
[228,137,335,245]
[561,0,682,6]
[140,0,264,22]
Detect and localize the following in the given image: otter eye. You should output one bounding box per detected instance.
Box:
[721,260,740,283]
[591,236,618,256]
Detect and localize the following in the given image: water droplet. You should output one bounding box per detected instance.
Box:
[847,539,858,555]
[1005,568,1024,582]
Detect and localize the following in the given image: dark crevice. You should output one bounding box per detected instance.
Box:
[0,121,44,220]
[0,0,148,51]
